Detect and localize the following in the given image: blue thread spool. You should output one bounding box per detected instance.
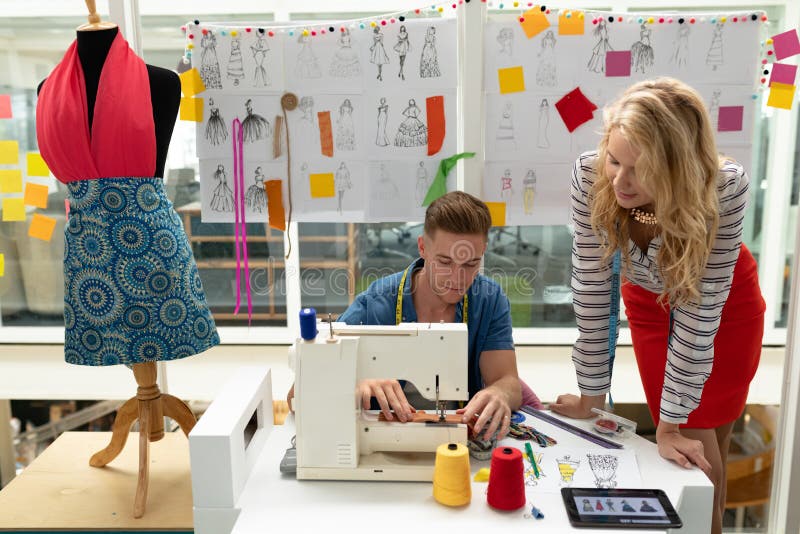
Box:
[299,307,318,341]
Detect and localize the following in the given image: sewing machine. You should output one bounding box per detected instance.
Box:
[289,321,469,481]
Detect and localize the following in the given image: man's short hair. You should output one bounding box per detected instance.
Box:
[424,191,491,239]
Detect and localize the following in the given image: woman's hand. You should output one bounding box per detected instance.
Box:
[655,422,712,476]
[549,393,605,419]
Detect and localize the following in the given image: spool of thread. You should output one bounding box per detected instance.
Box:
[299,307,318,340]
[432,442,471,506]
[487,446,526,511]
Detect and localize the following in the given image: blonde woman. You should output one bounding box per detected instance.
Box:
[552,78,765,534]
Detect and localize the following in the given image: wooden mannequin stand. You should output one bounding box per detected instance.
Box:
[89,361,197,518]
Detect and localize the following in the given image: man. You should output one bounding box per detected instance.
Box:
[289,191,538,440]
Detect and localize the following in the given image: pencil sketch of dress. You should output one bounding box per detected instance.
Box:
[375,98,389,147]
[205,98,227,146]
[393,26,411,80]
[709,90,721,131]
[210,164,234,212]
[420,26,441,78]
[415,161,430,207]
[227,37,245,86]
[631,24,655,74]
[298,96,319,150]
[295,33,322,79]
[335,162,352,214]
[536,30,556,87]
[671,24,690,69]
[395,99,427,147]
[537,99,550,149]
[523,169,536,214]
[329,28,361,77]
[242,99,270,143]
[372,163,399,201]
[336,99,356,151]
[500,168,513,201]
[587,19,612,74]
[300,162,311,200]
[369,27,390,81]
[200,31,223,89]
[706,23,724,70]
[246,167,267,213]
[496,101,516,150]
[251,35,270,87]
[497,27,514,57]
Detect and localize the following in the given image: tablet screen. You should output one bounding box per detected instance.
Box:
[561,488,682,529]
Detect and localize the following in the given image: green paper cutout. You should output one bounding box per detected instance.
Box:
[422,152,475,207]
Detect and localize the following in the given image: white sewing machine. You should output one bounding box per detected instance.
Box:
[289,321,469,481]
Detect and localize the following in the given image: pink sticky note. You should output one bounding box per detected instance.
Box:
[718,106,744,132]
[606,50,631,77]
[0,95,10,119]
[772,29,800,61]
[770,63,798,86]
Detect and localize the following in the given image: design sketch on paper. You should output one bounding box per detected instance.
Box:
[709,90,721,131]
[298,96,319,149]
[500,168,514,201]
[300,162,311,200]
[206,98,228,146]
[524,451,545,486]
[631,24,655,74]
[376,97,390,147]
[415,161,430,207]
[393,25,411,80]
[523,169,537,215]
[706,23,724,70]
[336,99,356,151]
[557,455,580,486]
[395,98,428,147]
[587,19,612,73]
[295,33,322,79]
[496,101,516,150]
[200,30,223,89]
[329,28,361,77]
[536,30,557,87]
[210,164,234,212]
[246,166,267,213]
[227,37,245,86]
[586,453,619,489]
[372,163,399,201]
[242,99,271,143]
[671,24,690,69]
[335,162,352,214]
[497,27,514,56]
[420,26,441,78]
[250,35,270,87]
[537,99,550,149]
[369,26,390,81]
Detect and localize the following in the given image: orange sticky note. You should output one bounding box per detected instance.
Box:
[519,8,550,38]
[26,152,50,176]
[179,68,206,97]
[265,179,286,231]
[486,202,507,227]
[498,66,525,94]
[0,169,23,193]
[28,213,57,241]
[767,82,796,110]
[2,198,25,221]
[0,140,19,164]
[558,10,585,35]
[0,253,4,277]
[24,182,49,208]
[318,111,333,157]
[180,97,204,122]
[309,173,335,198]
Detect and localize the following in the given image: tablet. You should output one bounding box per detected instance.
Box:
[561,488,682,529]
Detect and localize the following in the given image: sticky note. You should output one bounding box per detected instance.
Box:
[28,213,57,242]
[180,97,204,122]
[767,82,796,110]
[555,87,598,133]
[2,198,25,221]
[519,8,550,39]
[718,106,744,132]
[179,67,206,97]
[606,50,631,77]
[0,253,4,277]
[558,10,585,35]
[0,95,11,119]
[771,29,800,61]
[0,140,19,164]
[0,170,22,193]
[498,66,525,94]
[24,182,49,208]
[26,152,50,176]
[486,202,507,227]
[318,111,333,157]
[770,63,798,86]
[309,173,335,198]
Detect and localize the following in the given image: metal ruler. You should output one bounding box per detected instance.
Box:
[520,407,624,449]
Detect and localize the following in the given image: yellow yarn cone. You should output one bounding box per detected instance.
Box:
[433,442,471,506]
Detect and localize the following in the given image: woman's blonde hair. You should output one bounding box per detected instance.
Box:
[590,77,721,308]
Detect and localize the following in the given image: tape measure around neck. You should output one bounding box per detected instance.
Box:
[607,250,621,409]
[396,265,468,326]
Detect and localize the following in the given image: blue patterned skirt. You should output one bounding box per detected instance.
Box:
[64,177,220,366]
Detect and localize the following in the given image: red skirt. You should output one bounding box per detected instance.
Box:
[621,244,765,429]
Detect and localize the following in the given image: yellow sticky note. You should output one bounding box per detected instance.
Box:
[520,8,550,38]
[498,66,525,94]
[0,140,19,164]
[559,11,585,35]
[767,82,796,110]
[26,152,50,176]
[180,97,204,122]
[28,213,57,241]
[179,67,206,97]
[309,173,335,198]
[0,253,4,277]
[0,169,23,193]
[486,202,507,227]
[2,198,25,221]
[24,182,49,208]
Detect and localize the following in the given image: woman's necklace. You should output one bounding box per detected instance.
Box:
[630,207,658,225]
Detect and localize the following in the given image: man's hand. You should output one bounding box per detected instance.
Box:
[656,422,712,476]
[549,393,605,419]
[457,386,511,441]
[358,379,415,422]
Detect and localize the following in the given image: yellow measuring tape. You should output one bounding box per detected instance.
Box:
[395,265,468,325]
